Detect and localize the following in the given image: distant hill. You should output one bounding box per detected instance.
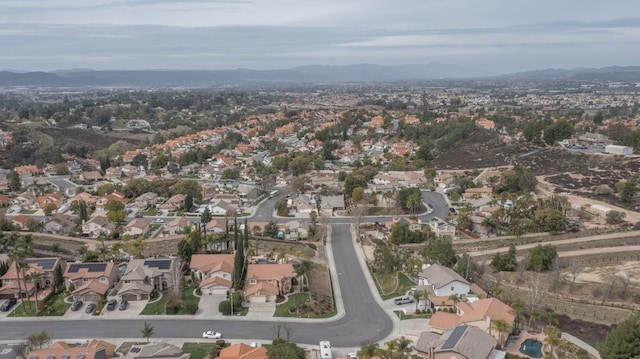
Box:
[500,66,640,82]
[2,64,640,87]
[0,63,486,87]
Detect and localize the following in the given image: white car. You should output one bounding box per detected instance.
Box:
[348,353,358,359]
[153,218,164,223]
[202,331,223,339]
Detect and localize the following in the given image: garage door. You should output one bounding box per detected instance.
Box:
[122,294,138,302]
[84,294,102,302]
[207,288,228,295]
[251,295,266,303]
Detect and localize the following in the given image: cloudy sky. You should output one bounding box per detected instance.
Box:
[1,0,639,74]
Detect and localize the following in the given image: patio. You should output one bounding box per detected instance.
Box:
[504,331,547,358]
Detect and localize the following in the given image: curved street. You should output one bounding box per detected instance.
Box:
[0,190,449,346]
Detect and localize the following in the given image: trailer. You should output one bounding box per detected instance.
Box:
[319,341,332,359]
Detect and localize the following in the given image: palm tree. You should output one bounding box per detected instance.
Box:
[359,342,379,359]
[543,325,561,356]
[529,309,540,332]
[8,247,29,314]
[141,322,154,343]
[28,271,42,313]
[492,319,511,349]
[294,260,313,292]
[396,336,412,359]
[414,290,421,312]
[385,340,397,359]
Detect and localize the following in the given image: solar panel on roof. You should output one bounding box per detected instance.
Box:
[144,260,171,270]
[68,263,107,273]
[442,326,467,349]
[24,258,57,270]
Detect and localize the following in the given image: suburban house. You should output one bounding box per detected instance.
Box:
[164,217,193,235]
[288,194,317,216]
[207,199,238,216]
[214,343,267,359]
[123,218,151,238]
[429,298,516,346]
[95,191,129,211]
[10,214,35,231]
[35,192,64,209]
[190,254,234,295]
[462,187,493,200]
[415,325,505,359]
[429,217,456,238]
[26,340,116,359]
[82,216,116,238]
[134,192,159,211]
[120,342,190,359]
[159,194,185,212]
[0,257,66,299]
[244,263,294,303]
[418,264,470,300]
[64,262,119,302]
[44,213,78,235]
[116,258,178,301]
[319,195,345,216]
[80,171,104,183]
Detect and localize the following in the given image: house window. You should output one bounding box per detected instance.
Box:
[250,279,256,284]
[451,286,454,291]
[267,279,273,283]
[101,278,106,282]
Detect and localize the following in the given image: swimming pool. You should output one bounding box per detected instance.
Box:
[519,339,543,358]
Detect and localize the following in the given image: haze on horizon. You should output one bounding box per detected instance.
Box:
[1,0,640,75]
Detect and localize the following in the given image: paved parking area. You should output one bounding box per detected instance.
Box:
[98,299,147,318]
[0,344,17,359]
[197,293,226,318]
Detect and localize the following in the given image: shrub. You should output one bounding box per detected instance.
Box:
[219,300,231,315]
[595,184,614,195]
[185,302,198,314]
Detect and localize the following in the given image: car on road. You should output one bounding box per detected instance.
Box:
[85,303,96,314]
[348,353,358,358]
[153,218,164,223]
[202,331,223,339]
[118,300,129,311]
[106,299,117,311]
[0,298,17,312]
[449,207,457,214]
[394,296,415,305]
[70,300,83,311]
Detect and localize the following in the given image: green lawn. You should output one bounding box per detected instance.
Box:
[182,343,216,359]
[275,293,310,317]
[141,288,200,315]
[372,270,417,300]
[142,208,157,216]
[21,209,37,214]
[8,292,69,317]
[141,294,166,315]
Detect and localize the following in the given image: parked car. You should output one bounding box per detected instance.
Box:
[85,303,96,314]
[202,331,223,339]
[118,300,129,311]
[394,296,414,305]
[106,299,117,311]
[0,298,17,312]
[70,300,83,311]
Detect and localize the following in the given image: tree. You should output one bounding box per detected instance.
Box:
[54,163,70,175]
[106,209,126,225]
[423,238,457,267]
[171,179,202,201]
[28,271,42,313]
[141,322,154,343]
[263,221,278,238]
[42,203,57,217]
[200,207,212,225]
[618,177,637,203]
[492,319,511,349]
[27,330,50,350]
[598,313,640,359]
[184,193,193,211]
[359,342,380,359]
[543,325,561,356]
[8,171,21,192]
[266,339,305,359]
[294,260,312,291]
[606,210,626,225]
[492,243,518,272]
[527,244,558,272]
[352,186,364,203]
[396,336,413,359]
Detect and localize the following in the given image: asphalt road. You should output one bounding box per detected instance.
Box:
[0,224,393,347]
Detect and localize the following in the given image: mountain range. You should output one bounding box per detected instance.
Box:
[1,64,639,87]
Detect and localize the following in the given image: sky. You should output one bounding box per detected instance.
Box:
[1,0,640,74]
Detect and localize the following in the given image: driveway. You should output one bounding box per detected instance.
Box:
[196,293,226,318]
[244,302,275,320]
[99,299,147,318]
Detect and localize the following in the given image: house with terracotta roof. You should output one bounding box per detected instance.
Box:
[123,218,151,238]
[415,325,504,359]
[26,340,116,359]
[64,262,118,302]
[190,254,235,295]
[215,343,267,359]
[244,263,294,303]
[44,213,78,235]
[159,194,185,212]
[10,214,35,231]
[35,192,64,209]
[0,257,65,300]
[80,170,104,182]
[428,298,516,346]
[163,217,193,235]
[121,342,190,359]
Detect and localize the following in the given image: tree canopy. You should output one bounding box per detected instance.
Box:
[598,313,640,359]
